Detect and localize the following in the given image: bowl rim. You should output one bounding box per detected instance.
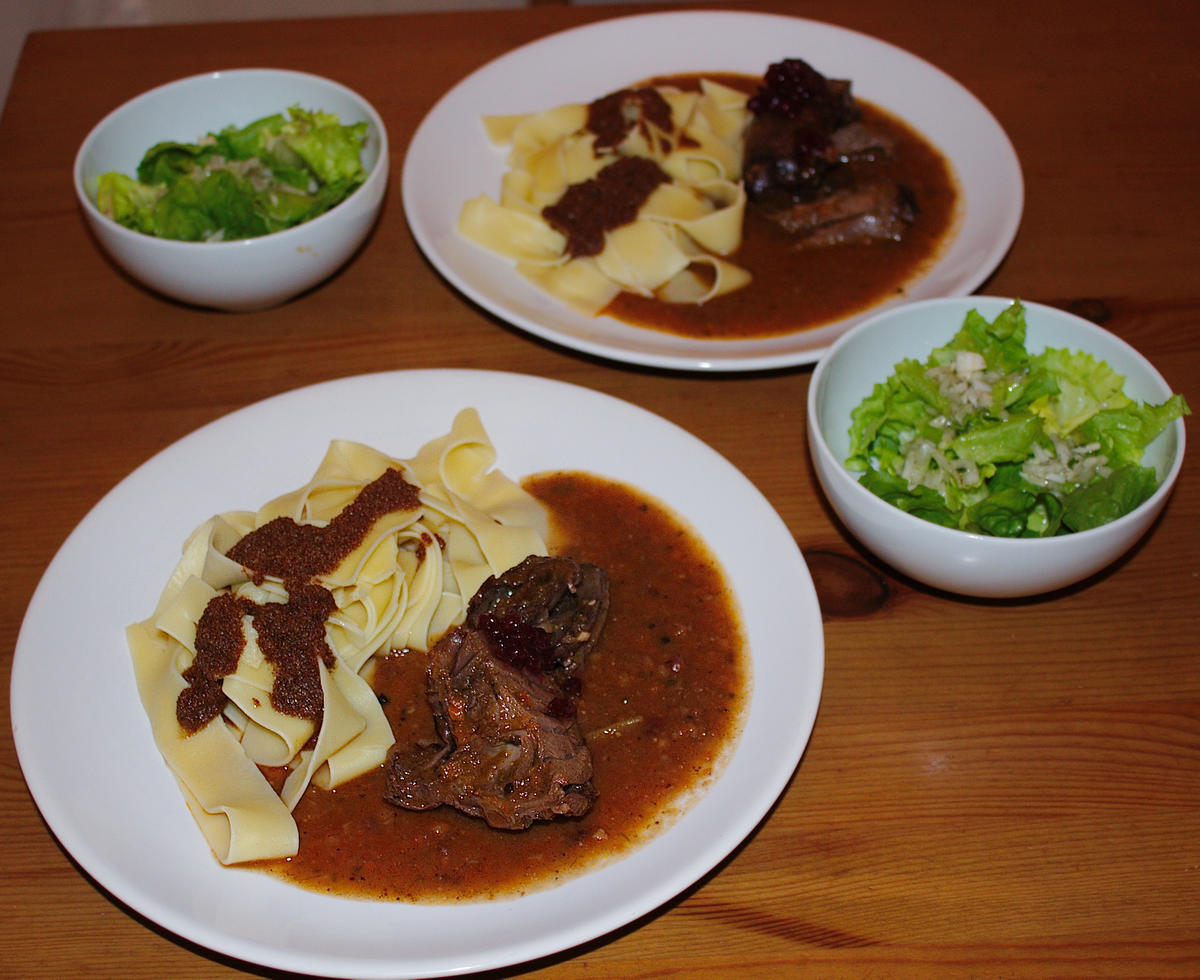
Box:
[72,67,389,251]
[807,295,1188,548]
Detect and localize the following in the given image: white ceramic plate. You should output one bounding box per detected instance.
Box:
[402,10,1023,372]
[11,370,823,978]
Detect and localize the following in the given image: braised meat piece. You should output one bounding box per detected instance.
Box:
[770,179,917,247]
[828,122,896,165]
[384,555,609,830]
[467,555,609,678]
[742,58,918,247]
[743,65,858,208]
[384,626,595,829]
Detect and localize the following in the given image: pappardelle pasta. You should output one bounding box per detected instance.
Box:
[458,79,753,315]
[127,409,548,864]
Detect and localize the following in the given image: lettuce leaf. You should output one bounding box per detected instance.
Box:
[136,140,220,186]
[858,469,960,528]
[94,172,161,234]
[281,107,368,186]
[948,414,1045,465]
[1078,395,1189,467]
[154,169,268,241]
[213,112,287,161]
[1028,347,1132,434]
[934,301,1029,375]
[846,369,934,473]
[1060,465,1159,531]
[968,463,1064,537]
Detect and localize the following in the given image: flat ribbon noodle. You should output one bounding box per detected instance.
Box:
[459,79,752,315]
[127,408,548,864]
[128,621,298,864]
[518,257,621,316]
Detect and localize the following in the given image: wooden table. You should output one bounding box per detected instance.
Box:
[2,2,1197,976]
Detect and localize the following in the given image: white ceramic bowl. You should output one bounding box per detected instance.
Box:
[74,69,388,311]
[807,297,1186,597]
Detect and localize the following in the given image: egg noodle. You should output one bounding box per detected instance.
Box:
[458,79,752,315]
[127,409,548,864]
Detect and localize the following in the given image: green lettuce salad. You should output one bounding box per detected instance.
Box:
[93,106,368,242]
[846,302,1189,537]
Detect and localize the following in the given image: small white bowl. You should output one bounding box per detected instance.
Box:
[74,68,388,311]
[807,297,1186,598]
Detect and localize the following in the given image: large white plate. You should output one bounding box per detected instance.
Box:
[402,10,1023,372]
[11,370,823,978]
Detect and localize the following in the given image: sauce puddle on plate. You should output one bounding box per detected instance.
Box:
[259,471,750,902]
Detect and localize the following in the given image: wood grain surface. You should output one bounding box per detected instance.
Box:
[1,2,1197,977]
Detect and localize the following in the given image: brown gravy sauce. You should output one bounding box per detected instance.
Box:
[258,471,749,902]
[605,72,960,339]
